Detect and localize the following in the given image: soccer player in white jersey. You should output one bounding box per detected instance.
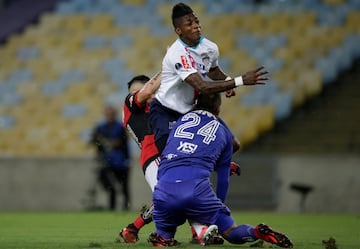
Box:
[149,2,269,153]
[149,2,263,243]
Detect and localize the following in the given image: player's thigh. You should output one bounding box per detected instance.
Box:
[149,99,179,138]
[144,160,158,192]
[153,184,186,228]
[186,179,226,225]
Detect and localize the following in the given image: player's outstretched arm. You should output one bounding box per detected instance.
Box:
[185,72,235,94]
[185,66,269,94]
[136,71,162,104]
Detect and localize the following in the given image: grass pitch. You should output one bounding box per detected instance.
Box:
[0,211,358,249]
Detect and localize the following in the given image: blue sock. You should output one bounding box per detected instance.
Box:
[227,224,257,244]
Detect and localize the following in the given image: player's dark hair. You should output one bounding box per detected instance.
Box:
[195,93,221,114]
[172,2,193,28]
[127,75,150,89]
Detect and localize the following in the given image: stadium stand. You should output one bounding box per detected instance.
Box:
[0,0,359,156]
[244,58,360,154]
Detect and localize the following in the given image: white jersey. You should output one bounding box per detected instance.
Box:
[155,37,219,114]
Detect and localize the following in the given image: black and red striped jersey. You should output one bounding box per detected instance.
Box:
[123,91,159,169]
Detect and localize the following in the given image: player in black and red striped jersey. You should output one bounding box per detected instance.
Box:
[123,73,161,191]
[119,72,162,243]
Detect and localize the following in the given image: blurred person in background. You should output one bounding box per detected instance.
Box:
[90,105,131,211]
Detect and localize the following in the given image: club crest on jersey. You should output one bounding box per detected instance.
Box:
[177,141,198,154]
[201,53,210,67]
[165,153,177,160]
[180,55,191,69]
[175,63,183,70]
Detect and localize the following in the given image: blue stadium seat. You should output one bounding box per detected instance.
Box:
[0,91,22,106]
[62,103,87,118]
[269,91,293,121]
[110,35,133,50]
[42,81,67,96]
[59,70,85,84]
[236,34,260,54]
[7,69,33,86]
[16,46,40,61]
[83,35,108,49]
[55,1,78,15]
[0,115,15,129]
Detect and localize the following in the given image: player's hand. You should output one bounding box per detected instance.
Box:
[242,66,269,85]
[230,162,241,176]
[225,89,236,98]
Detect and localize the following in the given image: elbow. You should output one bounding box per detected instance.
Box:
[232,139,241,153]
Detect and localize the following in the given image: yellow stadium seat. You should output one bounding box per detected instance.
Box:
[264,14,290,34]
[241,13,265,34]
[226,50,258,77]
[63,14,87,32]
[271,68,298,89]
[322,0,344,5]
[87,14,115,35]
[289,83,307,108]
[234,119,260,148]
[251,105,275,134]
[39,13,65,31]
[122,0,145,5]
[345,11,360,33]
[299,69,323,98]
[16,81,40,97]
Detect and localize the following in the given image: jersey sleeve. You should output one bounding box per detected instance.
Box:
[124,91,145,113]
[165,45,198,81]
[210,41,219,69]
[214,126,233,203]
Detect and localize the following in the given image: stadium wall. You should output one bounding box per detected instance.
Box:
[0,155,359,213]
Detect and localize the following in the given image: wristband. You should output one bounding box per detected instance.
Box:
[234,76,243,86]
[225,76,232,81]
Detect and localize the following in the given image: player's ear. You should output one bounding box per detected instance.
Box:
[175,27,182,36]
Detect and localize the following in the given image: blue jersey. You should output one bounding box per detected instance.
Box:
[95,120,129,168]
[157,110,233,202]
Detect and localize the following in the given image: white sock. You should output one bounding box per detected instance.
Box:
[191,222,206,236]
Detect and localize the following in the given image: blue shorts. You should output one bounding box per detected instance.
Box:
[149,99,181,144]
[153,178,234,237]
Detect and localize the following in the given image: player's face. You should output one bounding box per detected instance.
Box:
[176,13,201,46]
[104,106,117,122]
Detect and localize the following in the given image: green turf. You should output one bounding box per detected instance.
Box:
[0,211,359,249]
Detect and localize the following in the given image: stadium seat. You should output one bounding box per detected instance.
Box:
[0,114,15,129]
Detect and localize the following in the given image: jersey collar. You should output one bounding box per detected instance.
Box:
[178,36,204,49]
